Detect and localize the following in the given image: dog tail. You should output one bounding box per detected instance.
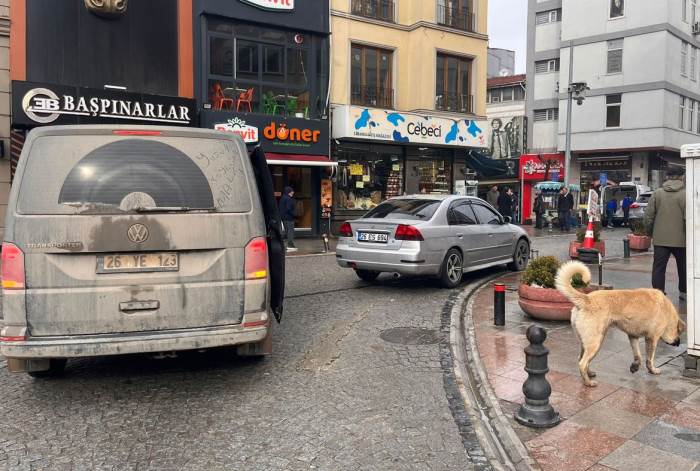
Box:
[555,261,591,308]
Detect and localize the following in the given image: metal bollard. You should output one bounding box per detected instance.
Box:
[623,238,630,258]
[515,325,560,428]
[494,283,506,326]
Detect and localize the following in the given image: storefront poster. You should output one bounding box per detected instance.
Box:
[519,153,565,181]
[332,105,487,149]
[485,115,527,159]
[349,164,364,176]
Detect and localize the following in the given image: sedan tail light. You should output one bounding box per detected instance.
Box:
[1,243,25,290]
[629,203,640,209]
[395,225,424,241]
[339,222,353,238]
[245,237,268,280]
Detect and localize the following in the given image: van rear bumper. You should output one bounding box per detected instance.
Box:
[0,322,268,359]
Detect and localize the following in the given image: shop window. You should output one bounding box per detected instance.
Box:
[335,145,404,211]
[351,44,393,109]
[210,37,233,77]
[263,45,284,77]
[606,94,621,128]
[436,53,473,113]
[412,148,453,194]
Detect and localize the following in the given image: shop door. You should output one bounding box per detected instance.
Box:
[272,166,317,233]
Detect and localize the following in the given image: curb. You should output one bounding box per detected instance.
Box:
[448,276,539,471]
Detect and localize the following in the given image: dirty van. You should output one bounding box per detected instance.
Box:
[0,125,285,377]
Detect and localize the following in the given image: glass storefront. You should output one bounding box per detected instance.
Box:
[334,143,404,211]
[579,157,631,204]
[408,148,454,194]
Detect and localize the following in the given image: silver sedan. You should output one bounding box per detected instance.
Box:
[336,195,531,288]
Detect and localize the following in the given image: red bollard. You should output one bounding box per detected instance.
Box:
[494,283,506,326]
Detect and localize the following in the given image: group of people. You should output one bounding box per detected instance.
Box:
[486,185,519,221]
[530,186,576,231]
[603,195,634,228]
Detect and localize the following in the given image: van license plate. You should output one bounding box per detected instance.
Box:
[96,253,179,273]
[357,232,389,243]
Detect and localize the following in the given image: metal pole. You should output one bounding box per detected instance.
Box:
[494,283,506,326]
[564,42,574,189]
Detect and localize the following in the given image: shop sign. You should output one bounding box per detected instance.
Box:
[519,153,565,181]
[12,81,196,127]
[332,105,487,148]
[240,0,294,11]
[214,117,259,143]
[580,159,629,171]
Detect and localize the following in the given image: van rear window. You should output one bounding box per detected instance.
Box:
[17,135,253,215]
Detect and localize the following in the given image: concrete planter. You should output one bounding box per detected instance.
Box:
[518,283,609,321]
[569,240,606,259]
[628,234,651,251]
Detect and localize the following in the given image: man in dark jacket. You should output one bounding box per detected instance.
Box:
[557,186,574,232]
[645,167,686,298]
[497,187,514,218]
[533,190,545,229]
[279,186,297,252]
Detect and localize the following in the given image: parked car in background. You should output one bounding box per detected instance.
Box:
[336,196,531,288]
[0,125,285,377]
[601,182,651,226]
[628,191,653,221]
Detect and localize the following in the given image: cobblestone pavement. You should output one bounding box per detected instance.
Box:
[0,234,591,470]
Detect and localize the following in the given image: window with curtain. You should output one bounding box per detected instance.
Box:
[607,39,623,74]
[351,44,393,109]
[435,53,472,113]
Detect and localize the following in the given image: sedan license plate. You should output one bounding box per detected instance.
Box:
[97,252,179,274]
[357,232,389,243]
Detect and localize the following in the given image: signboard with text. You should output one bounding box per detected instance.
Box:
[240,0,294,10]
[519,153,565,181]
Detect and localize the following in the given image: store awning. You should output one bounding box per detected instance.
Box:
[265,153,338,167]
[534,181,581,192]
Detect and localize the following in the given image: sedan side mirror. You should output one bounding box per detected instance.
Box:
[502,216,512,224]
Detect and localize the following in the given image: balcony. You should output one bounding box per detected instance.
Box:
[351,85,394,109]
[351,0,395,23]
[435,93,474,114]
[436,4,475,33]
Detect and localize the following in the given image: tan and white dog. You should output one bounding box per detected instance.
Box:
[555,261,685,387]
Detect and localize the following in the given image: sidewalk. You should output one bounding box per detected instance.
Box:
[471,254,700,471]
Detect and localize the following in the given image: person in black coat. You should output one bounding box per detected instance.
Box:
[497,187,514,218]
[279,186,297,251]
[557,187,575,232]
[533,190,545,229]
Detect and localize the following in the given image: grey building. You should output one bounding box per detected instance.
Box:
[488,47,515,78]
[526,0,700,195]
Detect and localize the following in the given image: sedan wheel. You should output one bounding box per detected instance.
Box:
[439,249,463,289]
[508,239,530,272]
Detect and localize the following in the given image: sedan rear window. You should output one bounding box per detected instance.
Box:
[363,199,441,220]
[17,135,252,215]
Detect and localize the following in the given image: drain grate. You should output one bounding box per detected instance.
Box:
[380,327,439,345]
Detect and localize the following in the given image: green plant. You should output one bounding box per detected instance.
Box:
[576,225,601,243]
[630,219,648,237]
[522,256,560,289]
[571,273,588,289]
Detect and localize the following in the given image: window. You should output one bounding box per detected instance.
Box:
[690,100,696,132]
[351,44,393,109]
[534,108,559,121]
[351,0,395,22]
[437,0,475,32]
[684,0,689,22]
[448,202,477,225]
[680,96,687,129]
[536,9,561,25]
[471,203,502,224]
[606,94,622,128]
[692,47,698,81]
[436,53,473,113]
[609,0,624,18]
[364,199,441,220]
[501,87,514,102]
[535,59,559,74]
[694,0,698,24]
[607,39,623,74]
[682,41,689,76]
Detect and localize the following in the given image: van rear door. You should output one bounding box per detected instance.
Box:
[12,127,264,337]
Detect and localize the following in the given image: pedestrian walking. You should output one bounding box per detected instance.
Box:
[486,185,500,209]
[622,194,633,227]
[557,186,574,232]
[606,197,618,228]
[279,186,298,252]
[645,166,687,299]
[498,187,514,219]
[533,190,545,229]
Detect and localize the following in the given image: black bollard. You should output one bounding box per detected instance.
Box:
[515,325,560,428]
[623,238,630,258]
[494,283,505,326]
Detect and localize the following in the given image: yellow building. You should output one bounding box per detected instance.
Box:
[330,0,489,221]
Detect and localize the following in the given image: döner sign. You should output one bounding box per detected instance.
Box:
[240,0,294,11]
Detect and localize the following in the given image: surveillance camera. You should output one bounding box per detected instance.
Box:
[576,99,584,106]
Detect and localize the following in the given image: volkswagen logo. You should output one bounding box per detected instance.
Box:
[127,224,149,243]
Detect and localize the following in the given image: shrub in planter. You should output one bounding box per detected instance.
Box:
[628,220,652,251]
[569,224,606,258]
[518,256,593,321]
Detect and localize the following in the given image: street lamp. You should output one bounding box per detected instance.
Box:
[564,81,589,187]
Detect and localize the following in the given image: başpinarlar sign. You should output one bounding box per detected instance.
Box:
[12,81,197,127]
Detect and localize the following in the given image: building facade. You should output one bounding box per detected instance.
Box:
[0,0,9,237]
[488,47,515,78]
[527,0,700,202]
[330,0,489,228]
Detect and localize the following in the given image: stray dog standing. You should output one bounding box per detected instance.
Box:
[555,261,685,387]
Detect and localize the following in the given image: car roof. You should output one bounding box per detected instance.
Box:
[390,195,482,202]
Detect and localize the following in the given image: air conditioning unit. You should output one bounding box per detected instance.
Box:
[693,22,700,34]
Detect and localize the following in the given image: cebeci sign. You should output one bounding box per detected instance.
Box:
[240,0,294,11]
[12,81,197,127]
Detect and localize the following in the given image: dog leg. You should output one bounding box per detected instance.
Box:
[577,345,597,377]
[579,337,603,387]
[645,337,661,375]
[629,336,642,373]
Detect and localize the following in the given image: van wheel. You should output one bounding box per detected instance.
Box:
[27,359,67,379]
[439,249,463,289]
[355,270,380,282]
[508,239,530,271]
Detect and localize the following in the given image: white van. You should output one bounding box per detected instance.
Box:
[601,182,650,226]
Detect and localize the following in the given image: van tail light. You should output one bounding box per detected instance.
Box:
[245,237,268,280]
[339,222,353,238]
[1,243,25,290]
[395,225,424,241]
[113,130,162,136]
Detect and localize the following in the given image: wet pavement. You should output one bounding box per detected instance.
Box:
[471,254,700,471]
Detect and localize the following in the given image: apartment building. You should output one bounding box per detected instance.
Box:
[526,0,700,200]
[0,0,8,237]
[330,0,488,227]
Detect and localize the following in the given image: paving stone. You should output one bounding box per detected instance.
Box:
[570,402,653,438]
[634,420,700,461]
[600,440,698,471]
